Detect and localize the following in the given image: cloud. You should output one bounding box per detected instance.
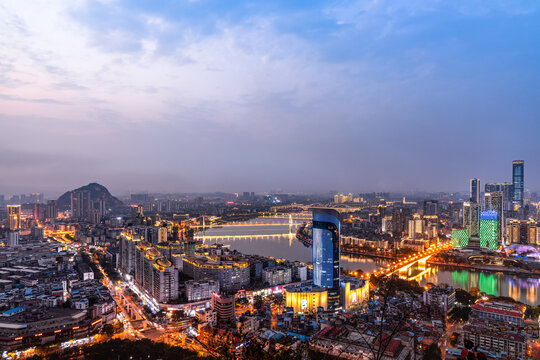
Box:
[0,0,538,194]
[0,93,69,104]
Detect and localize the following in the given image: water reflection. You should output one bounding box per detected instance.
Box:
[419,268,540,306]
[198,218,540,305]
[197,217,382,271]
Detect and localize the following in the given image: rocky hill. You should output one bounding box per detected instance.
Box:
[56,183,124,210]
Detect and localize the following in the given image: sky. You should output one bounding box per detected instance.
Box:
[0,0,539,196]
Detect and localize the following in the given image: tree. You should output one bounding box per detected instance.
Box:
[455,289,476,306]
[423,343,442,360]
[253,295,264,312]
[102,323,115,337]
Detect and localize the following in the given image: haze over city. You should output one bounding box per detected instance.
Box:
[1,0,539,195]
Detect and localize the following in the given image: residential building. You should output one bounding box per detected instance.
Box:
[471,300,525,326]
[211,293,235,323]
[185,280,219,302]
[262,266,292,286]
[7,205,21,230]
[423,285,456,313]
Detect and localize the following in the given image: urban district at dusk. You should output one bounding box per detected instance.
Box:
[1,1,539,360]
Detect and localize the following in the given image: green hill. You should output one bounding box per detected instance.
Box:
[56,183,124,210]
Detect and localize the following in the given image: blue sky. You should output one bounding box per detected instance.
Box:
[0,0,539,195]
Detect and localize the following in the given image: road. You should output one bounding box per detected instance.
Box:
[441,320,461,358]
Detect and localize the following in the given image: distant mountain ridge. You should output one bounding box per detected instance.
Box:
[56,183,124,210]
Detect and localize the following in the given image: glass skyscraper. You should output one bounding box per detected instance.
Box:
[470,178,480,203]
[512,160,524,208]
[312,208,341,310]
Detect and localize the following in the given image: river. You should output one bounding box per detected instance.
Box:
[197,217,540,305]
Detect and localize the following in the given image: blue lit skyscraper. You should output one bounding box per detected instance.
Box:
[312,208,341,310]
[512,160,524,208]
[470,178,480,203]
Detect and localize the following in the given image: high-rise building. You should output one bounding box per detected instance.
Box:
[312,208,341,310]
[407,214,424,240]
[7,205,21,230]
[479,211,498,250]
[30,226,44,241]
[451,228,469,248]
[506,220,539,245]
[46,200,57,220]
[71,190,91,220]
[392,208,410,236]
[485,183,513,211]
[185,280,220,302]
[484,192,503,243]
[463,202,480,237]
[7,231,20,246]
[470,178,480,204]
[211,292,235,323]
[33,203,46,222]
[512,160,524,208]
[158,227,168,243]
[423,200,439,216]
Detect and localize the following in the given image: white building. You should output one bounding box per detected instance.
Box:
[408,214,424,240]
[262,266,292,286]
[185,280,219,302]
[237,314,259,335]
[381,216,393,234]
[196,308,217,327]
[7,231,19,247]
[423,285,456,313]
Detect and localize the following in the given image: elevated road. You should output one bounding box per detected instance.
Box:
[355,241,452,279]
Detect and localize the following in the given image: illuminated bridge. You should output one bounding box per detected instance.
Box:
[259,213,311,220]
[194,233,295,240]
[356,241,452,281]
[190,221,302,228]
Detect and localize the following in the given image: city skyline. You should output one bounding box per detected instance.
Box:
[0,158,535,198]
[1,1,539,194]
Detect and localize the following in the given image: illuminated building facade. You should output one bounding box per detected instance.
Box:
[7,205,21,230]
[506,220,539,245]
[463,202,480,237]
[119,232,142,276]
[479,211,498,250]
[120,233,178,303]
[484,192,503,244]
[452,228,470,248]
[182,256,250,291]
[285,283,328,313]
[211,292,235,322]
[340,277,369,310]
[485,183,513,211]
[152,258,178,303]
[312,208,341,310]
[512,160,524,208]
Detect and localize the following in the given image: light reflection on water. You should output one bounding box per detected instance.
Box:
[199,218,540,305]
[198,217,383,271]
[418,267,540,306]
